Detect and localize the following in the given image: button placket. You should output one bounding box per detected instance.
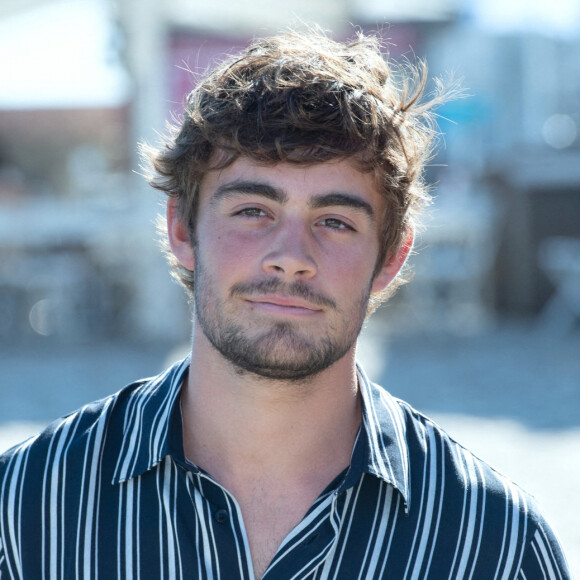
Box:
[214,508,229,524]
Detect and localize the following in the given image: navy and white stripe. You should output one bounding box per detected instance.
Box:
[0,358,570,579]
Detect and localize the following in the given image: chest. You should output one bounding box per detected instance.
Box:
[8,457,535,579]
[239,495,315,578]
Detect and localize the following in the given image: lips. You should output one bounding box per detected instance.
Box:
[230,279,337,310]
[246,294,323,315]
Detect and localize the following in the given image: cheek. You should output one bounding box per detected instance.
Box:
[328,239,378,270]
[200,228,262,275]
[318,246,378,289]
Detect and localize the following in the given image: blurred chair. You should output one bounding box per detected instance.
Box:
[537,236,580,335]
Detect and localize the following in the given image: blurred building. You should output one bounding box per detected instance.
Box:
[0,0,579,345]
[416,26,580,332]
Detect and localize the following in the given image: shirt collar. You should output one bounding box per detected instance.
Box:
[112,356,189,484]
[355,363,411,510]
[112,358,411,510]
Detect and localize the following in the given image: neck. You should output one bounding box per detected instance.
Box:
[181,326,362,489]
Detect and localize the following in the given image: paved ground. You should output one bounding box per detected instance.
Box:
[1,322,579,574]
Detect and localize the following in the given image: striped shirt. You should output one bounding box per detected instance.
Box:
[0,357,570,579]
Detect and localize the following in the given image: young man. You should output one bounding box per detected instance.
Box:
[0,30,570,579]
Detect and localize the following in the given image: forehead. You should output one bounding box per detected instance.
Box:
[198,156,382,209]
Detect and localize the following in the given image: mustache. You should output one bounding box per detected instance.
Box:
[230,278,337,310]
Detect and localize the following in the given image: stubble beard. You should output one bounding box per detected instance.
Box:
[193,254,372,382]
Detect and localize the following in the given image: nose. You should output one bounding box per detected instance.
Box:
[261,220,317,280]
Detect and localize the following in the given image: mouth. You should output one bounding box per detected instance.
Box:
[231,278,337,312]
[245,295,323,316]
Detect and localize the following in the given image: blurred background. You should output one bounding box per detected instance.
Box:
[0,0,579,571]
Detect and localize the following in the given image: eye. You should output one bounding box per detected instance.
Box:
[236,207,268,218]
[317,217,354,231]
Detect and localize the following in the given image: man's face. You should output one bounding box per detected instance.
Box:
[181,157,396,380]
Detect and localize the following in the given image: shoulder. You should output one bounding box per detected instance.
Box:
[370,385,570,576]
[0,387,127,575]
[0,357,187,494]
[0,377,143,487]
[392,393,538,511]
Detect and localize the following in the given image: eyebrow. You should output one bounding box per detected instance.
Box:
[309,193,375,220]
[211,180,375,220]
[211,181,288,204]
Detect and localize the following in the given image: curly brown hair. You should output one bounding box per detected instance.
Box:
[144,28,449,313]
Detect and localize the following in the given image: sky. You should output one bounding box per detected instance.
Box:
[0,0,578,109]
[0,0,130,109]
[469,0,580,37]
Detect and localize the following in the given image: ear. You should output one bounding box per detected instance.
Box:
[370,228,414,294]
[167,198,195,271]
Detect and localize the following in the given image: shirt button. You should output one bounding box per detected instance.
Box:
[214,509,229,524]
[304,532,320,546]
